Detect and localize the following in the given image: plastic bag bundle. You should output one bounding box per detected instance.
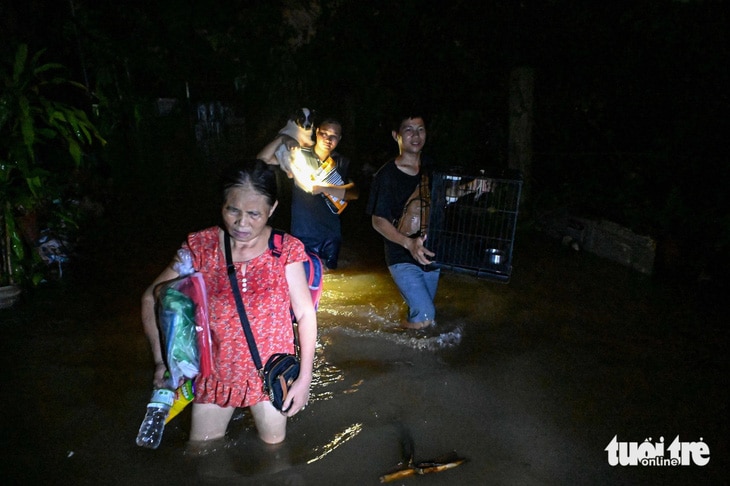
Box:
[158,286,199,386]
[156,249,212,388]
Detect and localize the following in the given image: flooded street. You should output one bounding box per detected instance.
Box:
[1,139,727,485]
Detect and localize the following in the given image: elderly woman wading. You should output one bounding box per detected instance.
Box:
[141,159,316,447]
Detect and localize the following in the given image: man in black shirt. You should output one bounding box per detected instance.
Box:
[366,114,439,330]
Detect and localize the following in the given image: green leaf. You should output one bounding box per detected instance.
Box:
[31,273,44,286]
[36,127,57,139]
[33,62,64,76]
[28,47,46,70]
[12,44,28,83]
[26,175,43,198]
[3,209,25,261]
[0,93,12,129]
[68,140,82,166]
[18,97,35,160]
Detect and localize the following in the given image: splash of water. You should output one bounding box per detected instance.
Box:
[321,324,463,352]
[317,269,464,351]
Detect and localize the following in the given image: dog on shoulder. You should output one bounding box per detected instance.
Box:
[274,107,316,173]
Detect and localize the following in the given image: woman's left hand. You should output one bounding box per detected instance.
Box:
[282,374,312,416]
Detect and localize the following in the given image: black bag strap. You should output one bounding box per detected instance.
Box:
[224,231,263,372]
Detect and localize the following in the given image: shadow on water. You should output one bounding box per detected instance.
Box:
[1,118,728,485]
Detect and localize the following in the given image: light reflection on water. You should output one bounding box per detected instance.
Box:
[308,344,342,403]
[285,266,469,474]
[316,269,464,349]
[318,270,402,331]
[305,422,363,464]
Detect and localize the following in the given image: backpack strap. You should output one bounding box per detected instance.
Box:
[267,229,323,323]
[268,228,286,258]
[269,229,320,291]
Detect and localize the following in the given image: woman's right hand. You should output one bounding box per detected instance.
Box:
[153,362,168,388]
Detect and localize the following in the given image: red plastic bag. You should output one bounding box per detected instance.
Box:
[177,272,212,378]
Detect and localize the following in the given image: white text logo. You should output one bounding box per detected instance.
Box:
[605,435,710,467]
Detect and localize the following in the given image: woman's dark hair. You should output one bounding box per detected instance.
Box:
[219,159,278,206]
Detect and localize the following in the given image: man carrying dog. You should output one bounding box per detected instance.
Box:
[258,118,358,269]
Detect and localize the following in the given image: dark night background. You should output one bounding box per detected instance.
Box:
[3,0,728,284]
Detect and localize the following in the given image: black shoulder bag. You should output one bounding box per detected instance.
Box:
[224,232,300,412]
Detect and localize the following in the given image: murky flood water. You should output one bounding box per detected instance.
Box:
[1,134,727,485]
[3,222,727,485]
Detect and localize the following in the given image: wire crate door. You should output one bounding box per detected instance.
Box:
[426,171,522,282]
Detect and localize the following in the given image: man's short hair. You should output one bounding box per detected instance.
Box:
[392,113,427,132]
[389,100,429,131]
[317,118,342,133]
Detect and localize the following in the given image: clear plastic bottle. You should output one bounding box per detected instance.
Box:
[135,387,175,449]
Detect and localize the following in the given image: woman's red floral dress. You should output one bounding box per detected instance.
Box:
[184,227,306,408]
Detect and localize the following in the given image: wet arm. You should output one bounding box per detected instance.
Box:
[256,134,297,165]
[285,261,317,414]
[141,263,180,387]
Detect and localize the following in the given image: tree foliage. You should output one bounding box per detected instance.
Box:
[1,42,105,286]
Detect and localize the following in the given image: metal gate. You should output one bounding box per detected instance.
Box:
[426,169,522,282]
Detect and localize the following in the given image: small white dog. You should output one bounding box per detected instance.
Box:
[274,107,315,173]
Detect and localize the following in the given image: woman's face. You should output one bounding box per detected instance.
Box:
[221,185,277,242]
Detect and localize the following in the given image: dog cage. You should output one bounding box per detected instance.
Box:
[426,169,522,282]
